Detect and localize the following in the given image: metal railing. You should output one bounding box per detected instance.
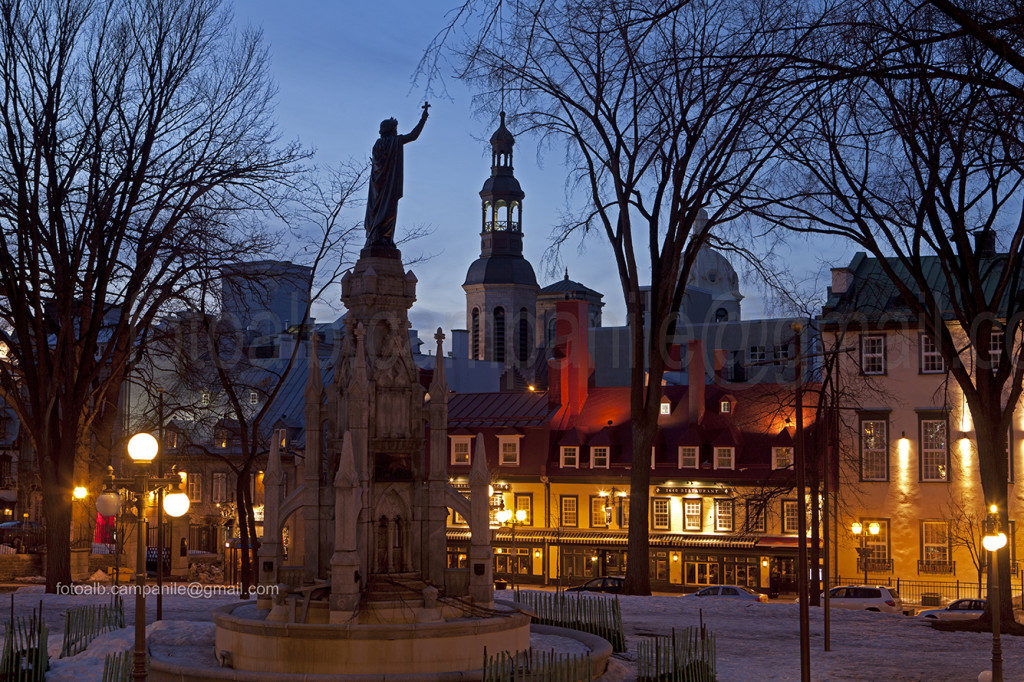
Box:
[917,560,955,575]
[855,557,893,573]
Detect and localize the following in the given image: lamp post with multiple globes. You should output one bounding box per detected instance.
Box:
[495,505,527,590]
[95,433,190,682]
[982,504,1007,682]
[850,521,880,585]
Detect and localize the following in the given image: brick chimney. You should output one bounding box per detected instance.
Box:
[688,339,705,424]
[547,300,591,415]
[713,349,729,384]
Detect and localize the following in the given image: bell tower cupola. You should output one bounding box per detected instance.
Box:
[463,113,539,385]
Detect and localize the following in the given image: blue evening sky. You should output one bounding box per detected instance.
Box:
[235,0,839,339]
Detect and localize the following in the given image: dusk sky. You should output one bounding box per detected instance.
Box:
[237,0,841,340]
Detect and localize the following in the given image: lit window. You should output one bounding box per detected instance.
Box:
[684,499,702,531]
[199,391,210,407]
[276,428,287,449]
[920,335,944,373]
[591,446,609,469]
[165,431,178,449]
[212,472,233,503]
[989,330,1004,370]
[560,496,578,527]
[215,428,228,449]
[678,446,698,469]
[773,447,793,470]
[745,501,766,533]
[249,390,259,405]
[860,419,888,481]
[861,335,886,375]
[922,520,950,566]
[921,419,948,481]
[720,401,731,414]
[660,402,671,415]
[499,437,520,466]
[560,446,578,468]
[859,518,890,563]
[714,446,734,470]
[715,499,733,532]
[185,473,202,502]
[591,497,607,527]
[782,500,799,534]
[450,437,471,465]
[652,498,670,530]
[514,494,532,526]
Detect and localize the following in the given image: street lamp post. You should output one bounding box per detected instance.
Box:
[851,521,880,584]
[95,433,190,682]
[496,506,527,591]
[983,504,1007,682]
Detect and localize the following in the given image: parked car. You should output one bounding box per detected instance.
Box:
[919,599,986,620]
[566,576,624,593]
[825,585,903,613]
[682,585,768,602]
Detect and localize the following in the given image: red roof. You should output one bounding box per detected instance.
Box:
[448,391,559,428]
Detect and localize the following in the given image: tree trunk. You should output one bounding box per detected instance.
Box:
[42,468,73,592]
[237,470,251,596]
[974,415,1014,626]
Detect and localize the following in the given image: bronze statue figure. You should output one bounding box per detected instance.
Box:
[364,103,430,249]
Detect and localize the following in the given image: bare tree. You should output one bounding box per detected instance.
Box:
[767,0,1024,623]
[0,0,305,591]
[433,0,807,595]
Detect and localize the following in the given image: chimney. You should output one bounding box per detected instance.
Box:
[687,339,706,424]
[975,229,996,259]
[831,267,854,295]
[551,300,591,415]
[713,349,729,383]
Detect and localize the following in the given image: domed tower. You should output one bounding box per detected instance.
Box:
[463,113,539,386]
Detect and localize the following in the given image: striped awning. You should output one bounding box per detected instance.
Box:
[445,528,756,550]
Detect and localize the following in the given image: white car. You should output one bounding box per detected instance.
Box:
[682,585,768,602]
[825,585,903,614]
[919,598,986,620]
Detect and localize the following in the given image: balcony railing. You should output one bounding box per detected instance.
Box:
[917,560,955,575]
[856,557,893,573]
[484,220,521,233]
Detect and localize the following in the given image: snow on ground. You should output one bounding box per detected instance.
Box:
[5,586,1021,681]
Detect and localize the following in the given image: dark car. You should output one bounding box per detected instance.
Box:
[566,576,625,593]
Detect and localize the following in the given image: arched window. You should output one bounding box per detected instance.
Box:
[494,307,505,364]
[518,308,529,362]
[715,307,728,322]
[471,308,480,359]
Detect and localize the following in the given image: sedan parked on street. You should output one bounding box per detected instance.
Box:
[681,585,768,602]
[919,599,986,620]
[566,576,624,593]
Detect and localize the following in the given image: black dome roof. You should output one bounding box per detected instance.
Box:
[480,174,524,198]
[463,255,538,287]
[490,112,515,154]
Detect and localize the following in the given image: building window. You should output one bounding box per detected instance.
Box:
[494,307,505,364]
[165,431,178,450]
[684,499,702,531]
[720,401,731,414]
[514,493,533,526]
[860,418,888,481]
[560,446,578,468]
[921,419,949,481]
[772,344,790,366]
[590,496,607,528]
[921,520,950,566]
[772,447,793,470]
[186,473,202,503]
[660,401,671,415]
[249,390,259,405]
[749,346,767,363]
[678,446,698,469]
[782,500,799,534]
[276,428,287,449]
[498,437,520,466]
[860,335,886,375]
[715,499,734,532]
[212,472,233,503]
[714,446,734,470]
[518,311,529,363]
[560,496,578,527]
[471,308,480,359]
[199,390,210,407]
[920,334,944,373]
[745,500,766,533]
[450,437,471,465]
[591,446,609,469]
[989,330,1004,370]
[215,428,228,449]
[652,498,670,530]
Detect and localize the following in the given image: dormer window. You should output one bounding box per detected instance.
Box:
[560,446,578,468]
[450,436,472,465]
[720,400,732,414]
[660,402,671,415]
[714,446,734,470]
[498,435,522,466]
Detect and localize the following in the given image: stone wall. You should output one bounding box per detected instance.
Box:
[0,554,43,581]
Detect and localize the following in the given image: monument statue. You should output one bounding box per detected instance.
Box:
[364,103,430,249]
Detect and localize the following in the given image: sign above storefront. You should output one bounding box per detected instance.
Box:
[655,486,732,496]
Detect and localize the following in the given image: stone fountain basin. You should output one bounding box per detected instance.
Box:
[211,600,532,677]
